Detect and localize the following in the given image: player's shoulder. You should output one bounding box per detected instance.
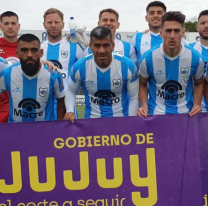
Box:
[1,62,20,76]
[41,40,49,46]
[184,44,201,57]
[74,54,93,68]
[188,42,197,48]
[114,54,135,67]
[140,45,160,62]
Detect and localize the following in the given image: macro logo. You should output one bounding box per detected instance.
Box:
[14,98,43,118]
[157,80,185,100]
[91,90,120,105]
[49,59,66,79]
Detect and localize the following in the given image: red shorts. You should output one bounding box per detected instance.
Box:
[0,112,9,123]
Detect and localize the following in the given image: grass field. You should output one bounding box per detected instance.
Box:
[76,105,85,119]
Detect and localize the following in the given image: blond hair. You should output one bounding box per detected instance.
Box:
[44,8,64,21]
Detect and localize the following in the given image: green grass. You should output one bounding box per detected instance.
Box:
[76,105,85,119]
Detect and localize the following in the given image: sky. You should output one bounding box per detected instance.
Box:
[0,0,207,32]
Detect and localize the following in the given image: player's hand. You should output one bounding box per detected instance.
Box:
[41,60,61,74]
[137,106,148,117]
[189,105,202,117]
[64,112,76,123]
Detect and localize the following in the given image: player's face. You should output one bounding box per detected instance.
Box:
[43,13,64,39]
[0,16,20,38]
[160,21,185,51]
[17,40,43,76]
[89,36,115,68]
[98,12,120,36]
[197,15,208,40]
[146,6,165,30]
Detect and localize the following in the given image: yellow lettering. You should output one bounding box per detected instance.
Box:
[86,199,94,206]
[65,137,76,148]
[86,136,93,147]
[54,138,64,149]
[204,194,208,206]
[18,204,25,206]
[121,134,131,145]
[97,158,123,188]
[63,201,72,206]
[49,202,58,206]
[78,137,86,148]
[0,151,22,194]
[64,151,89,190]
[94,136,101,147]
[29,157,56,192]
[130,148,157,205]
[77,200,85,206]
[95,199,104,205]
[147,133,154,144]
[136,134,146,144]
[27,203,36,206]
[37,200,48,206]
[0,204,7,206]
[110,135,120,145]
[102,136,110,146]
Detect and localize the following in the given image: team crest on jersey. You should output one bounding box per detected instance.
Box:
[180,67,189,77]
[61,50,69,58]
[113,79,121,88]
[39,87,48,97]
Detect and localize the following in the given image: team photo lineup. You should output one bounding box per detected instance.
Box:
[0,1,208,123]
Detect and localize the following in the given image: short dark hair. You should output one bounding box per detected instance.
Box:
[17,34,40,46]
[146,1,166,13]
[99,8,119,21]
[90,26,113,43]
[198,10,208,21]
[162,11,185,27]
[0,11,19,22]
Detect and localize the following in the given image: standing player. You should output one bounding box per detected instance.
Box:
[83,9,137,64]
[0,34,65,122]
[41,8,83,119]
[0,11,60,123]
[64,26,139,122]
[138,12,204,117]
[189,10,208,112]
[130,1,166,61]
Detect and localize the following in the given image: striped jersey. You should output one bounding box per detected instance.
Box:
[130,31,162,61]
[41,39,83,88]
[0,57,12,73]
[189,41,208,112]
[66,54,139,118]
[0,62,65,122]
[139,44,204,115]
[83,38,137,62]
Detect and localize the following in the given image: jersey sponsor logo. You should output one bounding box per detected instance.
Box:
[114,51,123,55]
[180,67,189,77]
[86,81,96,87]
[49,59,66,79]
[61,50,69,58]
[113,79,121,88]
[14,98,43,118]
[39,87,48,97]
[142,42,150,47]
[91,90,120,105]
[157,80,185,100]
[0,49,5,54]
[12,87,22,93]
[6,57,19,64]
[156,70,165,75]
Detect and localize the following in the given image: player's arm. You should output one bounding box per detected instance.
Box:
[129,43,138,66]
[190,58,204,117]
[0,70,7,94]
[76,44,84,59]
[127,63,139,116]
[138,59,149,117]
[54,73,66,120]
[64,67,81,123]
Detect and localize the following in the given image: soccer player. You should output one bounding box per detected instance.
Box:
[0,34,65,122]
[41,8,83,119]
[0,11,60,123]
[83,9,137,63]
[138,11,204,117]
[130,1,166,61]
[189,10,208,112]
[64,26,139,122]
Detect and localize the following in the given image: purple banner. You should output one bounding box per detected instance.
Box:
[0,114,207,206]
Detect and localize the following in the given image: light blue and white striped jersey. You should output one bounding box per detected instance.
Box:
[83,38,137,63]
[189,41,208,112]
[130,31,162,61]
[139,44,204,115]
[66,54,139,118]
[41,39,83,88]
[0,62,65,122]
[0,57,12,73]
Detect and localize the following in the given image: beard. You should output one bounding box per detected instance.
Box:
[199,31,208,40]
[48,30,62,39]
[20,58,40,76]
